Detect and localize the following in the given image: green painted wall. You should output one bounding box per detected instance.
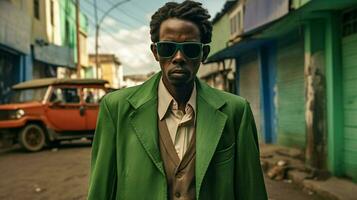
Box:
[276,36,306,149]
[210,14,230,56]
[291,0,311,9]
[342,33,357,182]
[59,0,88,64]
[325,12,344,176]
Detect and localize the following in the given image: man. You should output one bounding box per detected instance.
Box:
[88,1,267,199]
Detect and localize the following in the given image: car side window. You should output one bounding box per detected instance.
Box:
[50,88,80,104]
[83,88,106,104]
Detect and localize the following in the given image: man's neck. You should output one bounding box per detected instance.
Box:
[163,80,194,112]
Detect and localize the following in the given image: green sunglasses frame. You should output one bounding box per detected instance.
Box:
[155,41,205,59]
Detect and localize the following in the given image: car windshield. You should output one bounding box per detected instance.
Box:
[10,87,48,103]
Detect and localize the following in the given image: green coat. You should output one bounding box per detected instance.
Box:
[88,72,267,200]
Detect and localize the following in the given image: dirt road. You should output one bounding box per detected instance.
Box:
[0,142,323,200]
[0,142,91,200]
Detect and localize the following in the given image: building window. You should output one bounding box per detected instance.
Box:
[229,8,243,38]
[34,0,40,20]
[65,19,70,44]
[50,0,54,25]
[342,8,357,37]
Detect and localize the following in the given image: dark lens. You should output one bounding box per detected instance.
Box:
[182,43,201,58]
[157,42,177,58]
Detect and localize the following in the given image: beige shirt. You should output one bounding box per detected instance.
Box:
[158,78,196,160]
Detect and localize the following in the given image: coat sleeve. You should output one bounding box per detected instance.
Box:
[235,100,267,200]
[87,97,117,200]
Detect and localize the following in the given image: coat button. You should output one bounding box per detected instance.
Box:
[175,192,181,198]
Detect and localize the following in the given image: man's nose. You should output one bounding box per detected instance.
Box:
[172,50,186,64]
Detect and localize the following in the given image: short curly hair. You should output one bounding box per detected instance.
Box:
[150,0,212,44]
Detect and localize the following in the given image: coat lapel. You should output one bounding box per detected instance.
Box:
[195,79,228,198]
[126,73,228,190]
[127,73,165,176]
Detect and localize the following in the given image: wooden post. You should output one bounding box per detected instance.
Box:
[75,0,81,78]
[304,20,328,172]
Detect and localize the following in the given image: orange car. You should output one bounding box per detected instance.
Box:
[0,78,108,152]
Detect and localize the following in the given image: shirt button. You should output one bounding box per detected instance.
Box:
[175,192,181,198]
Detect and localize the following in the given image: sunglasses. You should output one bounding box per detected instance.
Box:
[155,41,204,59]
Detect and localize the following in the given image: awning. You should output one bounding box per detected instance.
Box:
[205,39,268,63]
[33,44,75,68]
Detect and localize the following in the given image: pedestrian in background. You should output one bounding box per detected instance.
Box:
[88,1,267,199]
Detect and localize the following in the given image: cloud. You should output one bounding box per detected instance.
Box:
[88,26,160,75]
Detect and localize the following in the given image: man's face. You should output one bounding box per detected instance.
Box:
[151,18,209,88]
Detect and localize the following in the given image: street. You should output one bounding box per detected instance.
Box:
[0,142,91,200]
[0,142,324,200]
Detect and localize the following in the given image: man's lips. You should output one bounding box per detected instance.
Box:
[171,68,189,74]
[172,70,187,74]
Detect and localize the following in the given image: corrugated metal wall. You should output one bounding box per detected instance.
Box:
[342,33,357,181]
[238,52,262,139]
[276,38,306,148]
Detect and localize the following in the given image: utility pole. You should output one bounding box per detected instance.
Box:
[94,0,99,79]
[94,0,130,79]
[76,0,81,78]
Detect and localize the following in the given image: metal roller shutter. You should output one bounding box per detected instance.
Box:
[276,38,306,148]
[342,33,357,181]
[238,52,261,139]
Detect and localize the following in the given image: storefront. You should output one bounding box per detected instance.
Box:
[0,1,32,104]
[32,43,75,79]
[237,51,262,138]
[0,47,21,104]
[341,8,357,181]
[276,33,306,149]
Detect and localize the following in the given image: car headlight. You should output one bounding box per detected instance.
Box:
[16,109,25,119]
[9,109,25,119]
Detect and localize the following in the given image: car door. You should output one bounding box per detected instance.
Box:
[45,86,86,131]
[82,86,106,130]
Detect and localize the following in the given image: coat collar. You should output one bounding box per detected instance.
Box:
[126,72,161,109]
[126,72,226,110]
[127,72,228,198]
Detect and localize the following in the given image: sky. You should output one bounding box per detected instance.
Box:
[81,0,227,75]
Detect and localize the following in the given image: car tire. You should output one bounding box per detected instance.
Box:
[18,124,46,152]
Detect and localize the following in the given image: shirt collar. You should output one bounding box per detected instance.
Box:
[158,78,196,120]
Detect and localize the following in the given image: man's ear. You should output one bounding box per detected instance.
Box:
[150,44,159,61]
[201,45,210,62]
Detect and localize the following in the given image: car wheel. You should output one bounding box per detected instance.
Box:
[18,124,46,152]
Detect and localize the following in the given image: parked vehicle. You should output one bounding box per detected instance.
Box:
[0,78,108,152]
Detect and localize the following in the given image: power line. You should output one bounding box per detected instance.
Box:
[81,1,152,75]
[85,12,148,45]
[117,7,147,25]
[82,0,137,29]
[84,7,145,48]
[81,4,125,36]
[105,0,147,25]
[127,0,152,14]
